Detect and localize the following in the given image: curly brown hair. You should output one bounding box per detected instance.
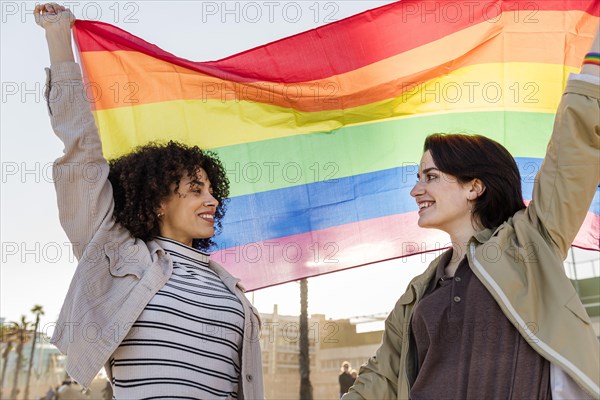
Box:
[108,141,229,250]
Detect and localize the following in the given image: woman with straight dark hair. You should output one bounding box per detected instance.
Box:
[344,29,600,400]
[423,133,526,229]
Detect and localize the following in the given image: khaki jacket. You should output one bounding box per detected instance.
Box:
[45,62,264,399]
[345,77,600,399]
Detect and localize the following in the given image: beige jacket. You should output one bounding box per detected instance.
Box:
[345,76,600,399]
[45,62,264,399]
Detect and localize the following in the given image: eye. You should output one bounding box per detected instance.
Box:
[416,172,438,183]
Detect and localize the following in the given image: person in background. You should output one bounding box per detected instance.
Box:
[344,28,600,399]
[43,386,56,400]
[339,361,354,398]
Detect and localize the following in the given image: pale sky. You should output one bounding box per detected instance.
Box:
[1,1,598,335]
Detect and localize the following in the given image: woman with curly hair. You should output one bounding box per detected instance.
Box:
[35,4,263,399]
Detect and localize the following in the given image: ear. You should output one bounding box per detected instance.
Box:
[467,179,486,200]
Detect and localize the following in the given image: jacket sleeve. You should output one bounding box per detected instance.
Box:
[343,296,407,399]
[46,62,115,260]
[526,75,600,259]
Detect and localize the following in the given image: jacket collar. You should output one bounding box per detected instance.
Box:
[421,227,495,284]
[433,250,454,283]
[147,238,164,256]
[472,227,495,244]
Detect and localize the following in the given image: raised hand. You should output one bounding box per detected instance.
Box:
[34,3,74,31]
[34,3,75,64]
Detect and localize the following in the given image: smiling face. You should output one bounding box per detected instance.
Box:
[410,151,478,237]
[158,168,218,246]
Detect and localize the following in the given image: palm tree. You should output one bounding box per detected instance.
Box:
[9,316,31,400]
[299,279,313,400]
[1,340,13,399]
[24,305,44,400]
[1,321,19,400]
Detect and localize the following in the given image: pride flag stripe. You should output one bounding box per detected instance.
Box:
[74,2,598,83]
[81,40,588,112]
[216,158,600,247]
[214,111,556,197]
[92,62,574,159]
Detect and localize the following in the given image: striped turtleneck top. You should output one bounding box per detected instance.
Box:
[109,237,245,399]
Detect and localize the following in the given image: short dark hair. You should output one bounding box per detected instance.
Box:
[108,141,229,250]
[423,133,525,229]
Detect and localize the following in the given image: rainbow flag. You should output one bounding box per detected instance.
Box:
[73,0,600,290]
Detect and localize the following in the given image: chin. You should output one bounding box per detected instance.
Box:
[198,230,215,238]
[417,218,436,230]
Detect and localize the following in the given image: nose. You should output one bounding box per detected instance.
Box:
[204,193,219,208]
[410,180,424,198]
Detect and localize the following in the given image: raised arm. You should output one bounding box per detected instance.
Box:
[526,27,600,258]
[36,3,116,259]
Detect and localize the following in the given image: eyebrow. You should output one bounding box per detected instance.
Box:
[416,167,439,179]
[189,179,213,191]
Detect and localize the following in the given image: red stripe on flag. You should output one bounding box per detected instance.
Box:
[73,0,599,83]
